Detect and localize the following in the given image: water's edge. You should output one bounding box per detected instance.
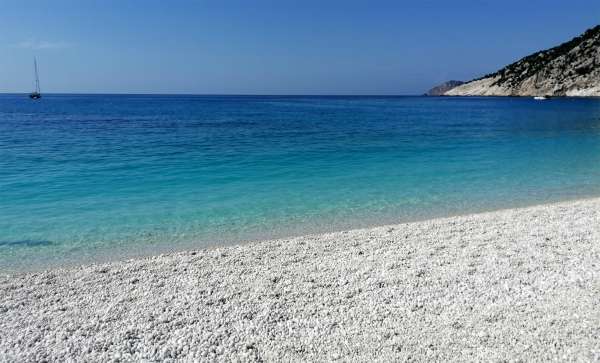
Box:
[5,194,599,275]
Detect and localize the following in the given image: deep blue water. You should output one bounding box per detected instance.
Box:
[2,94,600,271]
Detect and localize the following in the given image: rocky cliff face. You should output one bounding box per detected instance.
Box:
[425,80,464,96]
[446,25,600,97]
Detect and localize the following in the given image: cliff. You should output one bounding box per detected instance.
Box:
[446,25,600,97]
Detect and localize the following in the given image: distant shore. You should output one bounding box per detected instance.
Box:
[2,198,600,361]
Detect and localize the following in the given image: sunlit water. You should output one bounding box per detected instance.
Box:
[2,94,600,272]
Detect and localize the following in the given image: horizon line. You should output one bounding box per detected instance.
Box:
[0,92,425,97]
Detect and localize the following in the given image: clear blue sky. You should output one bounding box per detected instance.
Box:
[1,0,599,95]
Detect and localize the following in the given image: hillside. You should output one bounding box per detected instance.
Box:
[446,25,600,97]
[425,80,464,96]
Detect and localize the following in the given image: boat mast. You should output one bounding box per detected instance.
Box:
[33,57,40,94]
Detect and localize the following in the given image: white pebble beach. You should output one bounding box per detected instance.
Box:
[1,198,599,361]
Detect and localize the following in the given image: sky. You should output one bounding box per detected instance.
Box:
[1,0,599,95]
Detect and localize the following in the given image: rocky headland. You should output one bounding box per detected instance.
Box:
[444,25,600,97]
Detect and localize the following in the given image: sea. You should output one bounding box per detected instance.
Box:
[2,94,600,272]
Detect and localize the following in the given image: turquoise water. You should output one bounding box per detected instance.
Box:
[2,94,600,271]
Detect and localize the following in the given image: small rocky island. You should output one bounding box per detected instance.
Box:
[440,25,600,97]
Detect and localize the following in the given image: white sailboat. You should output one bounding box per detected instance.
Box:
[29,57,41,100]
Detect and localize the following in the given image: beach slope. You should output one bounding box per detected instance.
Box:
[1,198,600,361]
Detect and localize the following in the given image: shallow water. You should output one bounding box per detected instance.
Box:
[2,94,600,271]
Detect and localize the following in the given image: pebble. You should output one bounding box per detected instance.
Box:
[1,198,599,361]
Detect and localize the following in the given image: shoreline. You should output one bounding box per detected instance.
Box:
[5,194,600,275]
[2,198,600,360]
[436,94,600,98]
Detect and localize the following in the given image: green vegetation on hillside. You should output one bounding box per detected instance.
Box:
[477,25,600,88]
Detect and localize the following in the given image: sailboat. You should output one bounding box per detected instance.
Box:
[29,57,41,100]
